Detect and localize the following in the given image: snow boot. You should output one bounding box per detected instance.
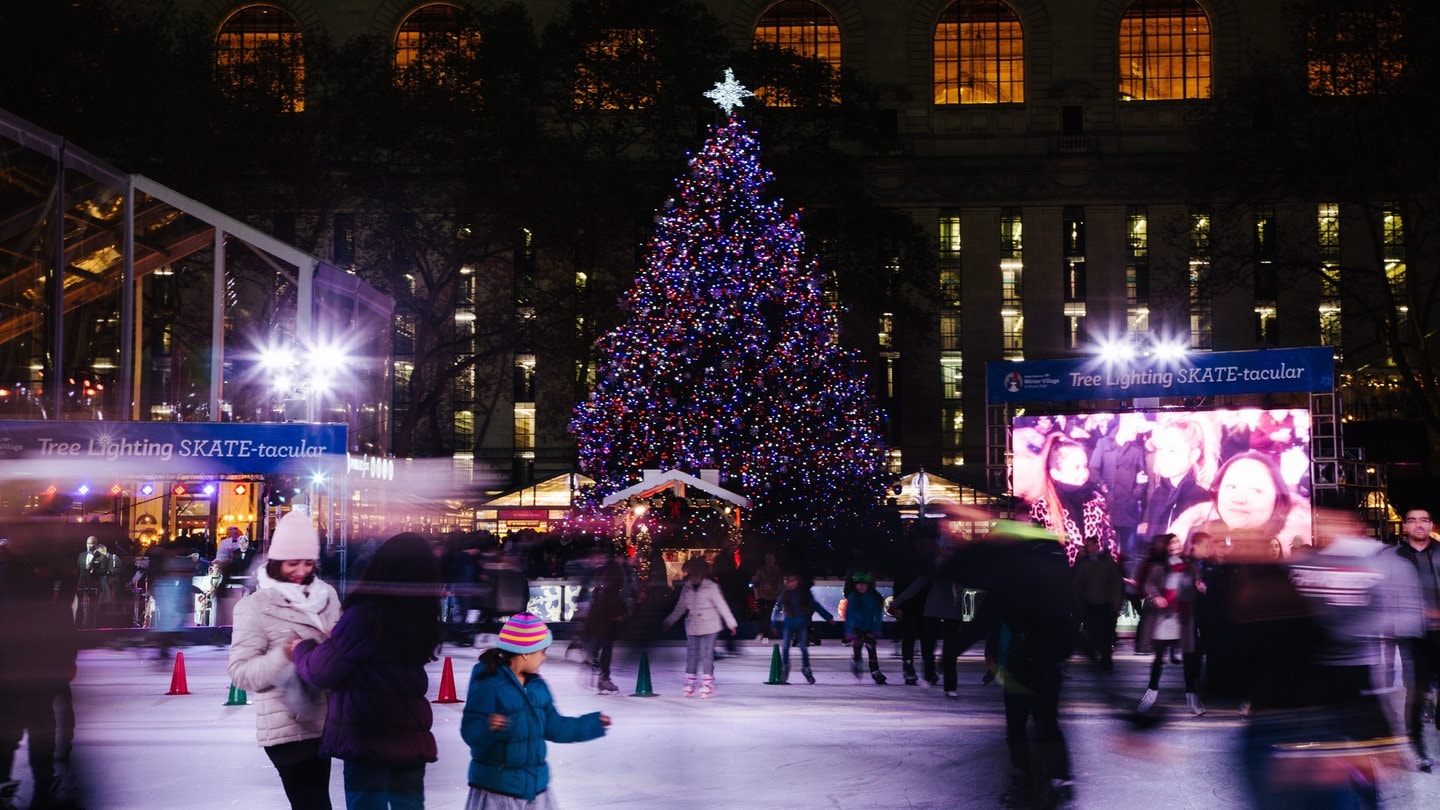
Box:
[682,674,697,697]
[902,660,918,685]
[871,669,887,685]
[699,675,715,698]
[802,666,816,685]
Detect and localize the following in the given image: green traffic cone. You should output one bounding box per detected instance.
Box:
[764,644,785,685]
[224,683,249,706]
[630,651,658,697]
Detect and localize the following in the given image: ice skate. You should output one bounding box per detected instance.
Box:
[902,661,918,685]
[850,658,862,679]
[871,669,887,684]
[802,666,816,684]
[597,678,619,695]
[682,674,697,697]
[1186,692,1205,717]
[1138,688,1158,713]
[699,675,715,698]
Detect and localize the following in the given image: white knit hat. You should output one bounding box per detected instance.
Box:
[268,510,319,560]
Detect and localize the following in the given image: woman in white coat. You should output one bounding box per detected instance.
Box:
[663,557,738,697]
[227,510,341,809]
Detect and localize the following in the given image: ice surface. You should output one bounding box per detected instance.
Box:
[9,640,1440,809]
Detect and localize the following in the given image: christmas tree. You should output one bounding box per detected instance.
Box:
[569,70,888,538]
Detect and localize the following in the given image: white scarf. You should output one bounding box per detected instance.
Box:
[257,567,333,633]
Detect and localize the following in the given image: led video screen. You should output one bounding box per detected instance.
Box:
[1011,408,1313,562]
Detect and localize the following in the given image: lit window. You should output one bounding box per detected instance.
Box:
[1127,206,1151,340]
[1000,207,1024,359]
[1308,2,1403,96]
[1118,0,1210,101]
[939,212,962,306]
[215,5,305,112]
[395,3,481,92]
[1318,203,1342,356]
[934,0,1025,104]
[753,0,841,106]
[575,27,658,110]
[1190,210,1212,349]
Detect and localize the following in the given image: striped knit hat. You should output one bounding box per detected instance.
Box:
[497,613,553,654]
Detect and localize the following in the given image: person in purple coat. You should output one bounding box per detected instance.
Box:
[290,532,445,809]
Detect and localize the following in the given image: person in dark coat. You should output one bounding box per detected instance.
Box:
[583,546,636,694]
[1072,535,1125,672]
[291,532,444,809]
[936,519,1078,810]
[0,544,79,810]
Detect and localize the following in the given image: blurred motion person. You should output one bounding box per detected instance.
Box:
[0,543,79,810]
[1133,534,1205,716]
[1223,510,1402,806]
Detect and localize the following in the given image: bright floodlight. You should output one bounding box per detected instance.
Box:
[1095,338,1135,363]
[258,343,295,372]
[1151,340,1189,361]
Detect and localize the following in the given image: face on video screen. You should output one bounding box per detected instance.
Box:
[1012,407,1312,546]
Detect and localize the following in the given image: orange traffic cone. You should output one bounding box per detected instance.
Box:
[166,652,191,695]
[433,656,462,704]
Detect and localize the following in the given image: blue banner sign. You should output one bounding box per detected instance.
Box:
[0,420,347,476]
[986,346,1334,403]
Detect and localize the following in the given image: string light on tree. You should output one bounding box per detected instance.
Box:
[570,72,887,539]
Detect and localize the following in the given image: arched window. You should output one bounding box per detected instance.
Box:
[395,3,480,90]
[215,5,305,112]
[753,0,841,106]
[1118,0,1210,101]
[934,0,1025,104]
[1307,1,1403,96]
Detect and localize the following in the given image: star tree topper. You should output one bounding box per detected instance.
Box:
[704,68,755,114]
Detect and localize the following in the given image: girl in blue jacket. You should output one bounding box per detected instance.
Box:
[461,614,609,808]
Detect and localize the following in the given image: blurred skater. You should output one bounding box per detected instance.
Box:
[584,546,635,695]
[1133,534,1205,716]
[935,516,1078,809]
[0,543,80,810]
